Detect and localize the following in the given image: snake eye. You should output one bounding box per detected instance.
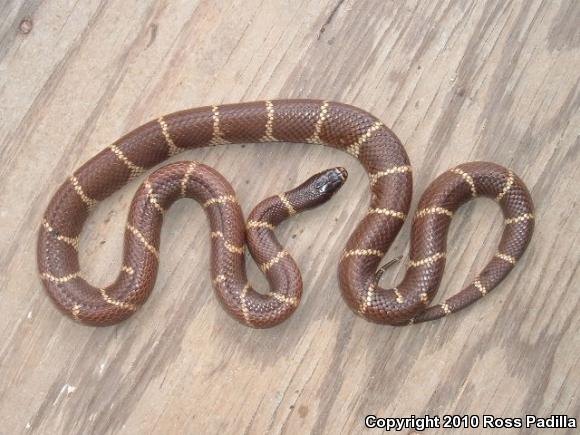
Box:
[314,176,333,193]
[312,177,328,193]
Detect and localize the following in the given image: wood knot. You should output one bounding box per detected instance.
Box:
[19,17,33,34]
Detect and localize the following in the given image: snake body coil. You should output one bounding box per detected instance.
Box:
[38,100,534,327]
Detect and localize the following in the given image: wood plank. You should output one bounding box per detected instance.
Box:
[0,0,578,433]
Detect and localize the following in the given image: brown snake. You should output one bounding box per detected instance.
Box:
[38,100,535,327]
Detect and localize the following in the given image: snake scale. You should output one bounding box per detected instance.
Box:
[38,100,534,327]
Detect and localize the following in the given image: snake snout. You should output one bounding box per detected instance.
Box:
[335,167,348,182]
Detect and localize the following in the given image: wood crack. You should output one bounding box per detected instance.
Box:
[317,0,346,39]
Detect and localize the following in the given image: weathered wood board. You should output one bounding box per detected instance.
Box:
[0,0,579,433]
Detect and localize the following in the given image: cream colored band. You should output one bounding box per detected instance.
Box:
[209,105,230,145]
[126,224,159,258]
[347,121,383,158]
[474,279,487,295]
[247,220,275,230]
[180,162,197,197]
[415,207,453,219]
[369,166,411,186]
[203,194,237,208]
[260,100,277,142]
[99,288,137,311]
[408,252,446,268]
[306,101,330,144]
[496,252,516,265]
[158,116,182,156]
[239,283,251,324]
[41,271,80,283]
[121,265,134,275]
[144,181,165,213]
[213,274,227,285]
[496,171,514,202]
[42,219,80,250]
[210,231,244,254]
[368,208,406,220]
[70,175,97,207]
[278,193,296,215]
[260,250,289,272]
[505,213,534,225]
[359,282,377,315]
[343,248,384,259]
[269,292,299,307]
[71,304,81,321]
[451,168,477,197]
[108,144,144,178]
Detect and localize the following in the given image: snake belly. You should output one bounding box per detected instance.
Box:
[37,100,535,327]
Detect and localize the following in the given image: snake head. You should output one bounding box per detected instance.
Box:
[312,167,348,195]
[294,167,348,210]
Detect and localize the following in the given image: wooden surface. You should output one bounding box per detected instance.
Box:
[1,0,579,434]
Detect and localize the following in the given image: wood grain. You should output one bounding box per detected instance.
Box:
[1,0,579,434]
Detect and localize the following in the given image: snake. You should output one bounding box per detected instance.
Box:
[37,100,535,327]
